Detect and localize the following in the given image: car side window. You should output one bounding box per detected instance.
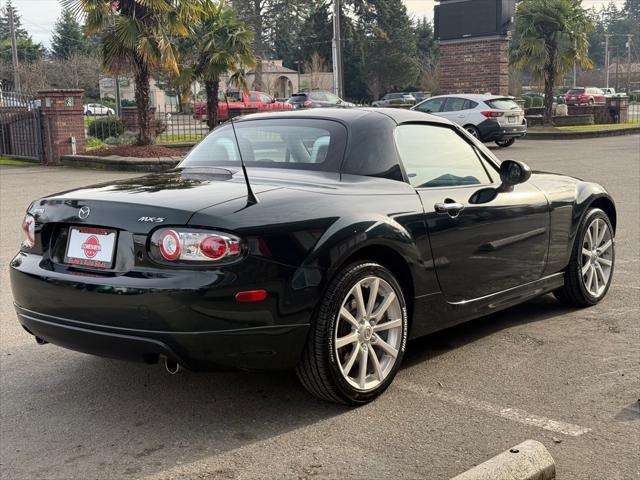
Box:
[442,97,467,112]
[415,98,445,113]
[249,93,260,102]
[260,94,272,103]
[464,100,478,109]
[395,124,493,188]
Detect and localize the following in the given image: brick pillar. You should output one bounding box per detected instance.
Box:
[438,37,510,96]
[38,89,85,164]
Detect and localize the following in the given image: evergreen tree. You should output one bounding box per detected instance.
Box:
[51,9,89,59]
[0,0,46,64]
[624,0,640,21]
[0,0,28,41]
[361,0,418,99]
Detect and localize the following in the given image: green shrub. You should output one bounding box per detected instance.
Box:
[88,117,124,140]
[85,136,106,150]
[531,96,543,108]
[104,131,138,145]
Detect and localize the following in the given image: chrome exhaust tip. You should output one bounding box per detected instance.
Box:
[164,357,180,375]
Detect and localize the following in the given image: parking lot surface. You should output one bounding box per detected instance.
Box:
[1,135,639,480]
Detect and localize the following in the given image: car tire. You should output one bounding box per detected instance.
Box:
[495,138,516,148]
[588,99,594,106]
[86,110,92,116]
[464,125,480,139]
[296,261,408,405]
[554,208,615,307]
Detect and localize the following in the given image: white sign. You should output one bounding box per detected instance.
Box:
[66,227,116,268]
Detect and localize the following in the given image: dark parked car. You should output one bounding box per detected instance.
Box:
[287,91,354,109]
[11,109,616,405]
[372,92,416,107]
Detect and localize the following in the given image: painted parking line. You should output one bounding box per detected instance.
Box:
[397,380,591,437]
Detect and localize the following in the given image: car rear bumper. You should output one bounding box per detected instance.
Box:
[10,253,313,371]
[478,119,527,142]
[15,305,309,371]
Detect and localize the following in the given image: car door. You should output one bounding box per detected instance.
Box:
[395,123,550,302]
[438,97,471,125]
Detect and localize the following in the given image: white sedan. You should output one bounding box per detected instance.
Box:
[83,103,114,116]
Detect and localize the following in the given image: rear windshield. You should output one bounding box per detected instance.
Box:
[568,88,585,94]
[180,119,347,172]
[484,98,520,110]
[289,94,308,102]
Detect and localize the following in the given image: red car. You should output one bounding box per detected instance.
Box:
[564,87,606,106]
[193,91,293,122]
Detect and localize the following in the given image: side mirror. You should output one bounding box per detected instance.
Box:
[499,160,531,187]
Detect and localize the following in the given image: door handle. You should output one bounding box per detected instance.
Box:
[434,200,465,217]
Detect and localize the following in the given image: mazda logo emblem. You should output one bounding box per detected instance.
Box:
[78,206,91,219]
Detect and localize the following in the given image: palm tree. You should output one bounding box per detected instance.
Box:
[510,0,593,124]
[63,0,205,144]
[193,4,255,129]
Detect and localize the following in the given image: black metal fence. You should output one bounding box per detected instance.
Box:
[0,88,44,161]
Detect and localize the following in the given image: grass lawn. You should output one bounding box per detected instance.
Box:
[156,133,205,144]
[556,121,640,132]
[0,156,36,166]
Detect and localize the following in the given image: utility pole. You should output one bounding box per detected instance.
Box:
[8,5,21,91]
[605,34,611,89]
[573,38,577,88]
[332,0,344,98]
[627,35,633,95]
[614,44,619,91]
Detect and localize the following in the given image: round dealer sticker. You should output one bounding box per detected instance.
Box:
[81,235,102,258]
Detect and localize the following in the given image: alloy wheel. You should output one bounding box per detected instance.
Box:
[581,217,613,297]
[465,126,479,138]
[334,276,403,392]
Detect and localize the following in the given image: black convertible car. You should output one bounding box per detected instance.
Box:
[10,109,616,404]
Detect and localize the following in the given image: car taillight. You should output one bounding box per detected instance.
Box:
[481,111,504,118]
[151,228,242,263]
[22,214,35,248]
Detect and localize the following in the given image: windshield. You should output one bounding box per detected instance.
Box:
[568,88,585,94]
[180,119,347,172]
[484,98,520,110]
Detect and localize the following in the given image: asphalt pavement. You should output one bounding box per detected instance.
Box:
[1,135,638,480]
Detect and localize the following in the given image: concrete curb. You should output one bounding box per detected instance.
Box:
[450,440,555,480]
[523,125,640,140]
[61,154,181,172]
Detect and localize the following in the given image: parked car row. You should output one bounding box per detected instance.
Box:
[287,91,354,109]
[192,91,294,122]
[372,91,430,107]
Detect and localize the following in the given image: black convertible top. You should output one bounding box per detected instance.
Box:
[238,107,451,127]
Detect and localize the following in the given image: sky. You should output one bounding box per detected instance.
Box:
[7,0,628,48]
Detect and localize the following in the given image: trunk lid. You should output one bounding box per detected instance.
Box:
[33,169,277,234]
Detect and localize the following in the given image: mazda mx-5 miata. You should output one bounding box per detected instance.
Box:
[10,109,616,404]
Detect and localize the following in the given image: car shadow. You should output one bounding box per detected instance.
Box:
[403,293,573,367]
[3,294,572,478]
